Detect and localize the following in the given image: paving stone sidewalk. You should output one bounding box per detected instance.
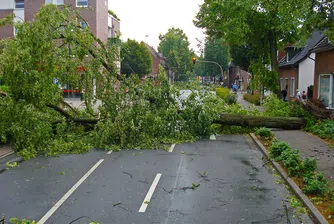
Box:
[0,143,14,158]
[237,92,265,112]
[237,93,334,186]
[273,130,334,186]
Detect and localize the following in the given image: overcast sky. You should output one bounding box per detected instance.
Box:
[108,0,205,54]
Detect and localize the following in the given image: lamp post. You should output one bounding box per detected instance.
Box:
[197,60,227,85]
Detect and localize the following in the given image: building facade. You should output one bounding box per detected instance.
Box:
[0,0,112,42]
[312,37,334,109]
[278,31,324,101]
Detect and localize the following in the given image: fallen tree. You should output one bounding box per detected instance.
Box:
[214,114,306,130]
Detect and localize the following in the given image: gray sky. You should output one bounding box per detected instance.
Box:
[108,0,205,54]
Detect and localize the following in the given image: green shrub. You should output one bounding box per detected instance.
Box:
[277,148,302,176]
[228,92,237,104]
[269,140,291,158]
[243,93,261,105]
[255,127,274,140]
[302,157,317,175]
[303,172,328,196]
[263,93,290,117]
[216,87,230,102]
[309,120,334,141]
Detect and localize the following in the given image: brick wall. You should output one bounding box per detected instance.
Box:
[25,0,44,21]
[96,0,108,42]
[279,67,298,100]
[0,10,14,38]
[313,49,334,99]
[65,0,97,38]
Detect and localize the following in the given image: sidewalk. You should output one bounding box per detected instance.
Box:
[237,93,334,186]
[0,143,14,159]
[237,92,266,112]
[273,130,334,187]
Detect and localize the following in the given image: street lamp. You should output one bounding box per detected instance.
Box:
[196,60,227,85]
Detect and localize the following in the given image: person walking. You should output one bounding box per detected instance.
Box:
[232,83,238,93]
[281,89,287,101]
[296,89,302,101]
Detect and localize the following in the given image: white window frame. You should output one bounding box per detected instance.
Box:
[280,78,283,91]
[45,0,64,5]
[290,78,295,97]
[318,74,333,109]
[15,0,24,9]
[76,0,88,7]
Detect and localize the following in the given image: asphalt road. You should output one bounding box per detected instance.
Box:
[0,135,313,224]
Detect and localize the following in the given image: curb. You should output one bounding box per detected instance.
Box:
[249,133,328,224]
[0,150,15,159]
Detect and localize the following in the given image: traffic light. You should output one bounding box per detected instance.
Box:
[192,57,196,65]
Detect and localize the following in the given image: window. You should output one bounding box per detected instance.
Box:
[290,78,295,97]
[14,27,19,36]
[280,78,283,91]
[285,78,288,92]
[76,0,88,7]
[319,74,334,109]
[15,0,24,9]
[45,0,64,5]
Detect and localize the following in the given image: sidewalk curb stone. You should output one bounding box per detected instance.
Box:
[249,133,328,224]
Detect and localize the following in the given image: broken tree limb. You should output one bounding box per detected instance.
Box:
[214,114,305,130]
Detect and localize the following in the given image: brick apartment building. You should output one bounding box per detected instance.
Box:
[0,0,120,42]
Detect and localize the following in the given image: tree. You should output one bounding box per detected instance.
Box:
[202,38,228,78]
[158,28,193,80]
[229,44,259,71]
[194,0,312,91]
[121,39,152,77]
[302,0,334,42]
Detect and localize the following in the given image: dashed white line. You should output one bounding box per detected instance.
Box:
[168,144,176,152]
[210,134,216,140]
[138,173,162,213]
[37,159,104,224]
[107,151,112,155]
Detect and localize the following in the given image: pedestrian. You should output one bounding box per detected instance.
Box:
[302,91,307,101]
[296,89,302,101]
[219,74,224,86]
[281,89,287,101]
[232,83,238,93]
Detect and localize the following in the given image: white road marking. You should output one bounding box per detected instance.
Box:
[169,144,176,152]
[107,151,112,155]
[210,134,216,140]
[37,159,104,224]
[138,173,162,213]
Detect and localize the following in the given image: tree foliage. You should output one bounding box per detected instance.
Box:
[158,28,193,80]
[0,5,227,159]
[194,0,313,91]
[230,44,259,71]
[301,0,334,42]
[202,38,228,77]
[121,39,152,77]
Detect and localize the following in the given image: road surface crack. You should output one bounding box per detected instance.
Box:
[122,171,132,179]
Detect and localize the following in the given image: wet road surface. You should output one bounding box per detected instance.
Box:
[0,135,313,224]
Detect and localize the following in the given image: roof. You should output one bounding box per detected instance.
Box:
[145,44,166,60]
[312,37,334,53]
[279,31,325,68]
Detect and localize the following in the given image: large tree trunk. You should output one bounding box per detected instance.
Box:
[214,114,305,130]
